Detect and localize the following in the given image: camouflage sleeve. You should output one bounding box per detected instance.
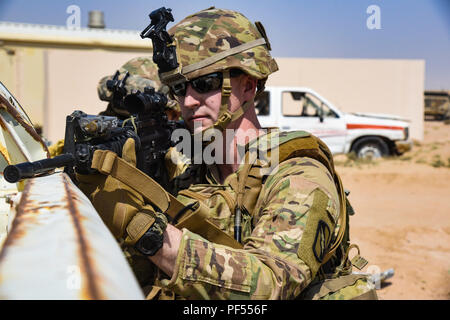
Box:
[159,157,340,299]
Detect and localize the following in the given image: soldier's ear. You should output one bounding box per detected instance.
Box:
[242,75,257,99]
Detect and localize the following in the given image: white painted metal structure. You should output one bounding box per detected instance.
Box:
[0,82,144,299]
[0,81,49,246]
[0,172,144,300]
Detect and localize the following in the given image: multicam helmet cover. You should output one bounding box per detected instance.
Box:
[163,7,278,131]
[166,7,278,84]
[97,56,179,112]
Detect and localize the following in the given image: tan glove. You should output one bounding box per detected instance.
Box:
[76,138,167,246]
[48,139,65,157]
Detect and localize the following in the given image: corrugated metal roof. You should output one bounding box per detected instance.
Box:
[0,21,152,49]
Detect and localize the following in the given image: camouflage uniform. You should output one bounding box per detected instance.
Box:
[80,7,375,300]
[152,131,341,299]
[148,7,375,300]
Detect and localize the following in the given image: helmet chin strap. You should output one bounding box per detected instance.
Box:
[192,69,253,145]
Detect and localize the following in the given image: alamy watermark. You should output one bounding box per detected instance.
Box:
[170,124,280,174]
[66,5,81,30]
[366,5,381,30]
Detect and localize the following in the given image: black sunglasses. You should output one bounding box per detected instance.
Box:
[170,69,244,97]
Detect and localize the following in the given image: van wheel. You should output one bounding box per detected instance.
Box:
[351,137,390,160]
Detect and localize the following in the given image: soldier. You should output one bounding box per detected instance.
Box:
[48,57,182,158]
[78,7,377,300]
[97,56,182,121]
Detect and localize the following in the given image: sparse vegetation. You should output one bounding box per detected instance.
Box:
[337,120,450,300]
[413,140,422,147]
[334,152,379,168]
[431,155,445,168]
[415,158,427,164]
[335,122,450,169]
[399,155,412,161]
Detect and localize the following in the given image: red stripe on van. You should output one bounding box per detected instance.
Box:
[346,124,404,130]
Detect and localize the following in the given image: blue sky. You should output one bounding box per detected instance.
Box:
[1,0,449,90]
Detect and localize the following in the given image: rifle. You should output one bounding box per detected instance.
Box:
[3,7,184,190]
[3,7,182,191]
[3,87,182,192]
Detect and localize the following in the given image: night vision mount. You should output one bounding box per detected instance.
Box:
[140,7,186,86]
[140,7,178,73]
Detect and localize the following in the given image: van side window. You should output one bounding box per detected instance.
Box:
[282,91,338,118]
[255,91,270,116]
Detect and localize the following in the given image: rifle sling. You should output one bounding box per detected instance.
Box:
[91,149,171,213]
[90,150,242,249]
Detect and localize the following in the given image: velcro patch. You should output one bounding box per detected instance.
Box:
[297,188,334,278]
[313,220,331,263]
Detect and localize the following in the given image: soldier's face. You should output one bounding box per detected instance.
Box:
[178,73,256,134]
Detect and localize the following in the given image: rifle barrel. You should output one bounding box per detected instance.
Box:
[3,154,75,183]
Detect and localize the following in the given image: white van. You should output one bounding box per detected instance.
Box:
[255,86,412,158]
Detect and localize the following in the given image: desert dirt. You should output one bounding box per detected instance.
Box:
[333,120,450,300]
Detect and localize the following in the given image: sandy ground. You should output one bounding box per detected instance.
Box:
[333,121,450,300]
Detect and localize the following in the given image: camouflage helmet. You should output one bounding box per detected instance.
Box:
[97,56,180,112]
[164,7,278,131]
[167,7,278,86]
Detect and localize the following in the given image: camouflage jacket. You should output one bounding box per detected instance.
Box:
[155,130,346,299]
